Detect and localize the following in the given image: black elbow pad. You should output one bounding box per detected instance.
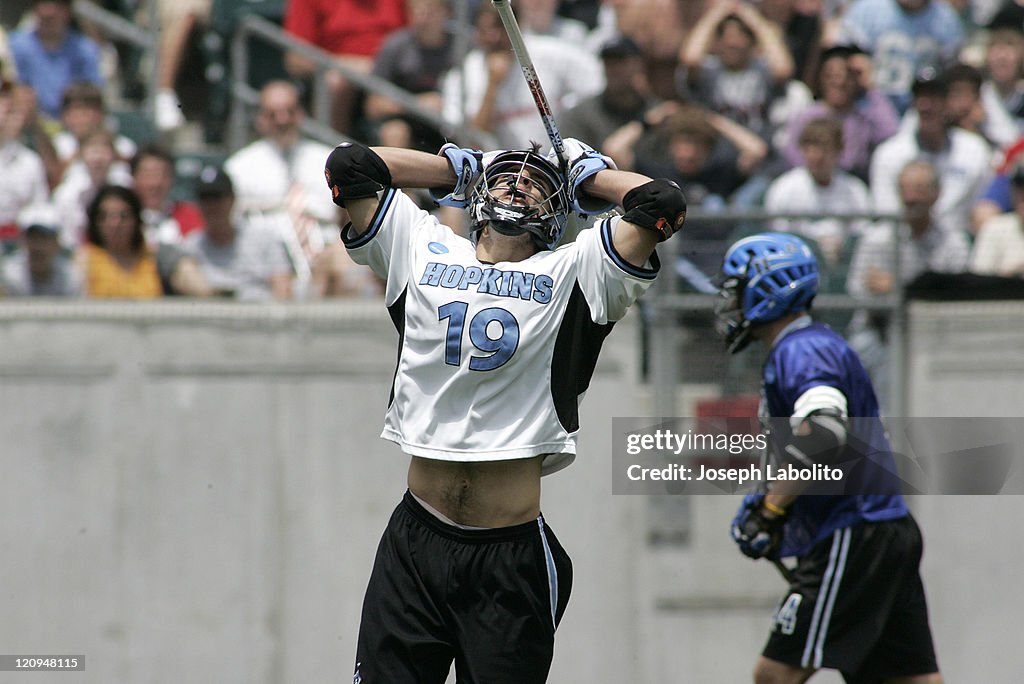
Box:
[324,142,393,207]
[621,179,687,241]
[784,408,848,469]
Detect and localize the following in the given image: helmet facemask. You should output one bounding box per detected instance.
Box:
[714,233,820,354]
[469,150,568,250]
[714,275,754,354]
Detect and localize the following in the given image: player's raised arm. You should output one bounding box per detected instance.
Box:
[557,138,687,267]
[325,143,475,236]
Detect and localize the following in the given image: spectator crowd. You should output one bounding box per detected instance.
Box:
[3,0,1024,321]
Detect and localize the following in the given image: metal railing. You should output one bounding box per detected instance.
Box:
[646,210,907,419]
[71,0,496,153]
[229,15,498,152]
[72,0,161,119]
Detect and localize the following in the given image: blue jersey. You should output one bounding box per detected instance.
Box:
[980,173,1011,213]
[762,320,907,557]
[10,29,103,119]
[838,0,963,112]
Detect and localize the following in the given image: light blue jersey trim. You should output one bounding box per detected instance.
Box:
[600,218,660,280]
[537,518,558,629]
[342,187,398,249]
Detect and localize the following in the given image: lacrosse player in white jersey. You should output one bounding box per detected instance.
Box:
[325,138,686,683]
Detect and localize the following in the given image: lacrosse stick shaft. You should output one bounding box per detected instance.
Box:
[773,560,795,584]
[490,0,568,173]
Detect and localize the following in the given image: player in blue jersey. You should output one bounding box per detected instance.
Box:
[325,138,685,683]
[715,233,941,683]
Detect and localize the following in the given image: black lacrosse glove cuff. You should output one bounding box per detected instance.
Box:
[324,142,393,207]
[622,179,687,241]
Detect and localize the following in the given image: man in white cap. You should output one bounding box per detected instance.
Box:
[2,203,81,296]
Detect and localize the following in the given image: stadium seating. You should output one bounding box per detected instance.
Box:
[202,0,289,144]
[108,108,158,148]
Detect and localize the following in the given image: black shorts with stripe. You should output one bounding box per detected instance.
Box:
[353,491,572,684]
[762,513,938,683]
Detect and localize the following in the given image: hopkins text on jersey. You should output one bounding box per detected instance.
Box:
[419,262,554,304]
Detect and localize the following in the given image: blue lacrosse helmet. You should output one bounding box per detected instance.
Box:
[714,233,819,353]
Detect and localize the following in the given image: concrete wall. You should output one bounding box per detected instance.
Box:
[0,301,406,684]
[638,301,1024,683]
[904,302,1024,684]
[1,300,1022,683]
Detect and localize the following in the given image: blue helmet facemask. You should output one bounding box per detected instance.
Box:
[715,233,820,354]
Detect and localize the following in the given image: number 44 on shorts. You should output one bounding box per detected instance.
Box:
[772,592,802,635]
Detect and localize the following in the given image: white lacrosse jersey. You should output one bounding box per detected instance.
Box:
[344,188,659,475]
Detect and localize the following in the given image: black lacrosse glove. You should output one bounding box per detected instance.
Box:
[730,493,785,560]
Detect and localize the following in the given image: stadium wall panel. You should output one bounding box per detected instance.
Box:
[0,300,1020,682]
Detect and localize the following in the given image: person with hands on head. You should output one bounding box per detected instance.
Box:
[679,0,795,140]
[715,233,942,684]
[325,136,685,684]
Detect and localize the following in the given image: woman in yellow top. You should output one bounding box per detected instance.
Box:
[79,185,163,298]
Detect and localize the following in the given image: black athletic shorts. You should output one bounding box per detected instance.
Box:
[352,491,573,684]
[762,513,939,683]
